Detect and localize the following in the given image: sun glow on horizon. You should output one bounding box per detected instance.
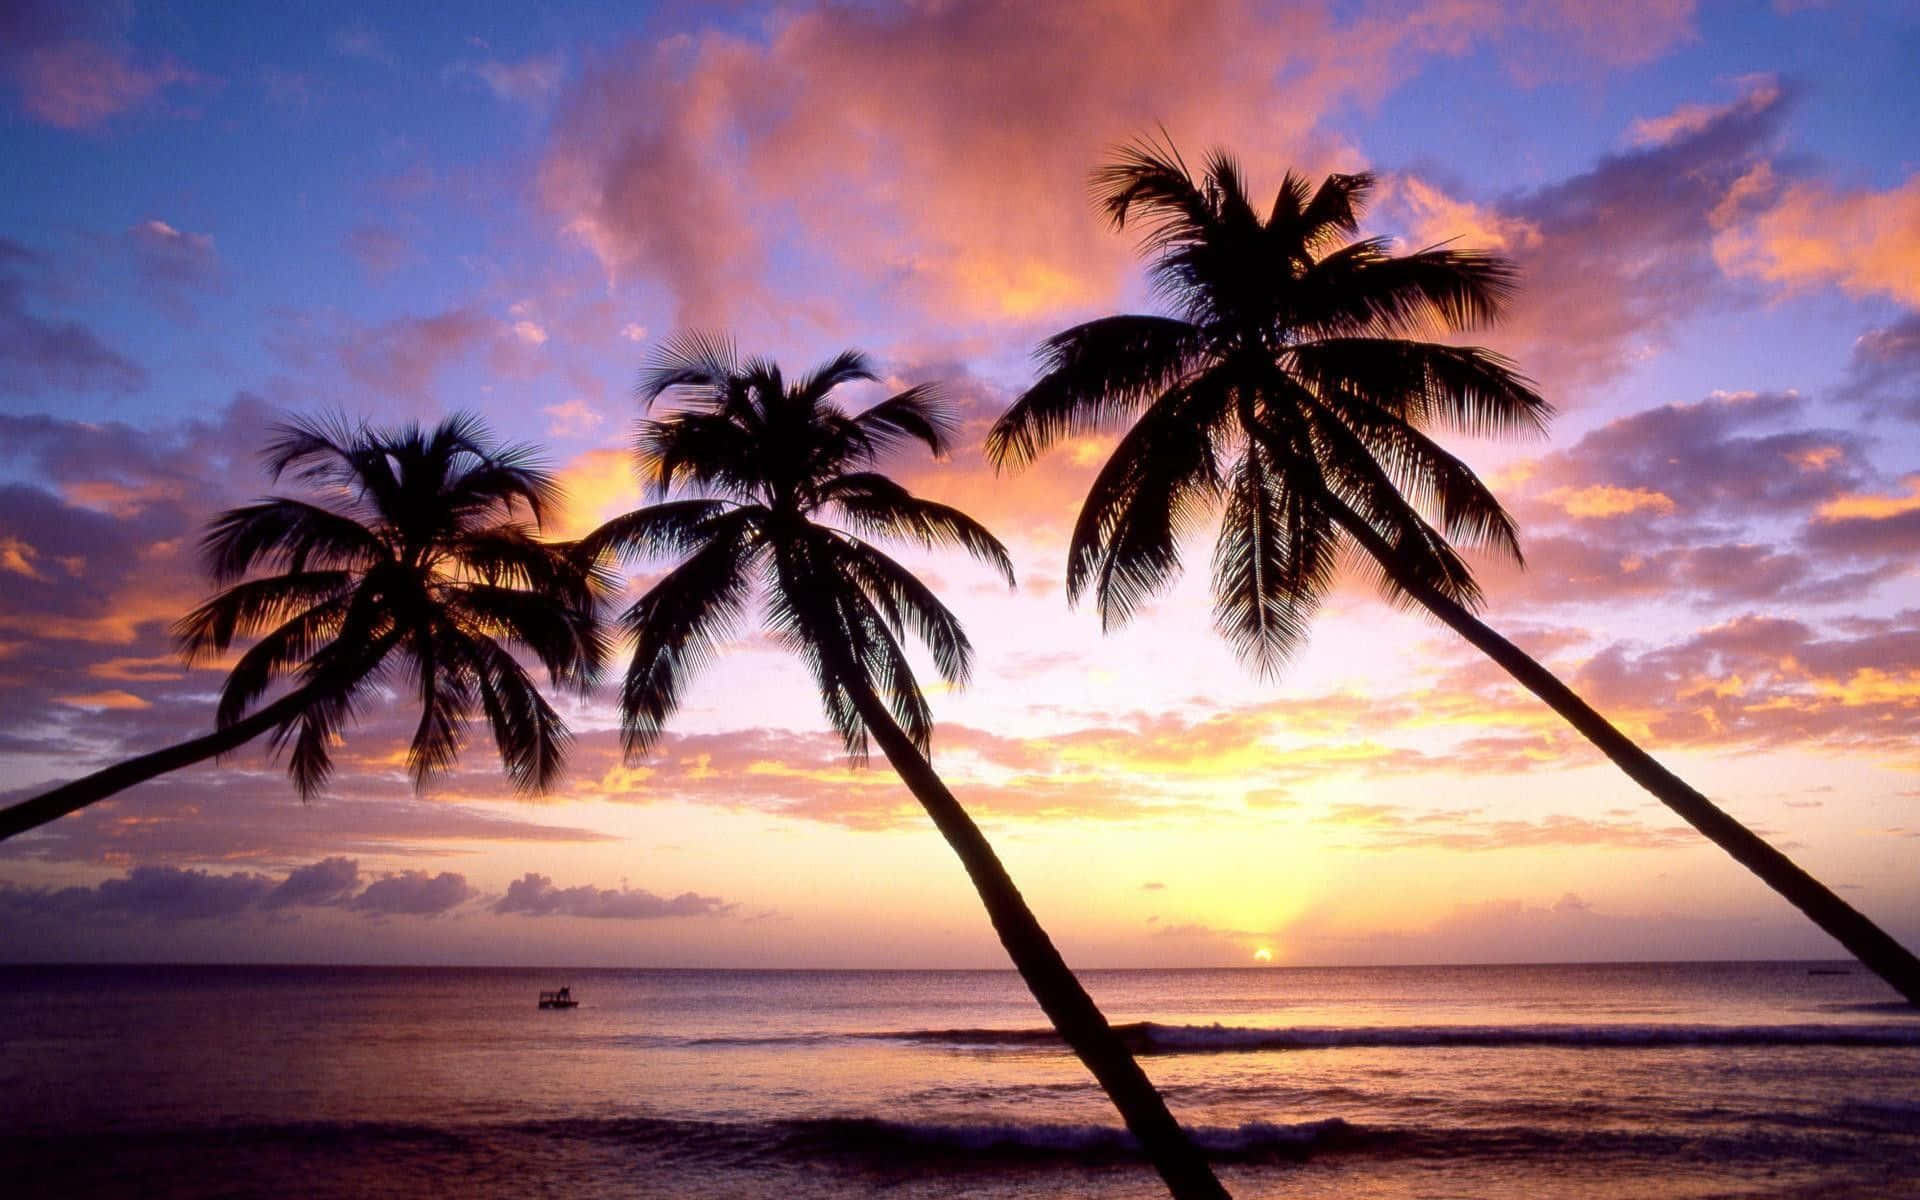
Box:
[1253,947,1274,963]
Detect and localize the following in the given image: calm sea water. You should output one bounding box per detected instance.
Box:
[1,962,1916,1198]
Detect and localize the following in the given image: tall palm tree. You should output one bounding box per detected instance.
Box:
[580,334,1229,1200]
[987,140,1920,1007]
[0,413,605,842]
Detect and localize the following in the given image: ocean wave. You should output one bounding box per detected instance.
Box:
[875,1020,1920,1054]
[770,1115,1363,1162]
[10,1110,1904,1175]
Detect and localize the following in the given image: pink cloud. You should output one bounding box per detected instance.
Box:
[540,0,1683,331]
[3,17,202,130]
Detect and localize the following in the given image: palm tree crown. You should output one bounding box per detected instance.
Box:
[581,332,1013,759]
[989,139,1550,673]
[988,140,1920,1007]
[175,412,603,796]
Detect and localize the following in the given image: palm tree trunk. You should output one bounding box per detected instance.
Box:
[0,688,318,843]
[1329,502,1920,1006]
[841,681,1231,1200]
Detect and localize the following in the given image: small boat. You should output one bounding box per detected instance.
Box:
[538,986,579,1009]
[1807,968,1850,976]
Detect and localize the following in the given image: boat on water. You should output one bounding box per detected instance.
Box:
[538,986,579,1009]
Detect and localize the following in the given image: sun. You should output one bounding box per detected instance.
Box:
[1252,947,1274,963]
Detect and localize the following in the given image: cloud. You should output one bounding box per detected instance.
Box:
[1314,802,1696,851]
[1,20,202,130]
[1713,165,1920,307]
[538,0,1665,330]
[1842,313,1920,419]
[1388,76,1789,393]
[126,219,220,318]
[0,239,147,396]
[349,870,473,916]
[329,28,391,65]
[0,865,272,923]
[0,765,619,867]
[446,54,565,104]
[1476,386,1919,617]
[263,857,361,909]
[493,872,732,919]
[267,304,540,410]
[543,399,604,439]
[1625,73,1780,148]
[344,227,414,277]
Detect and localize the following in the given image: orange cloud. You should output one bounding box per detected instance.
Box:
[1391,175,1542,253]
[551,446,640,541]
[1714,167,1920,306]
[1818,476,1920,521]
[1545,485,1676,518]
[1626,74,1780,147]
[55,689,151,710]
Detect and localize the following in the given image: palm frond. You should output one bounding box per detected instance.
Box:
[446,625,571,793]
[174,571,354,665]
[824,473,1014,587]
[639,330,740,408]
[827,532,977,687]
[793,349,877,402]
[1066,373,1235,625]
[1210,442,1339,677]
[1092,135,1212,255]
[1300,242,1519,337]
[1297,172,1373,247]
[988,315,1200,469]
[199,499,383,585]
[1289,338,1550,437]
[636,410,760,499]
[574,499,734,564]
[617,512,760,756]
[844,384,957,462]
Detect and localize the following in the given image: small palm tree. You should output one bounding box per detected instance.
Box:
[580,334,1229,1200]
[988,140,1920,1006]
[0,413,605,841]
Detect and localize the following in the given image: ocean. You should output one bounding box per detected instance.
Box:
[1,961,1915,1198]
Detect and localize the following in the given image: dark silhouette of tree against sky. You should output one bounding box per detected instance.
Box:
[580,334,1230,1200]
[987,140,1920,1007]
[0,414,605,842]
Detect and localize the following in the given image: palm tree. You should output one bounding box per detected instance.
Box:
[580,334,1229,1200]
[987,140,1920,1007]
[0,413,605,842]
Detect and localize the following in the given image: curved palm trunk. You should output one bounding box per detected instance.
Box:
[842,682,1230,1200]
[0,688,317,843]
[1329,502,1920,1006]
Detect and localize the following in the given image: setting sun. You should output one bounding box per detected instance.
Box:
[1253,947,1274,963]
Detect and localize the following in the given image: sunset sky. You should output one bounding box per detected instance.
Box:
[1,0,1916,969]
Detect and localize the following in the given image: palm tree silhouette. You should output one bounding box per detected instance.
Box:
[580,334,1229,1200]
[988,140,1920,1006]
[0,413,605,841]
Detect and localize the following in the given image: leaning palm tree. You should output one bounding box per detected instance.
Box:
[580,334,1229,1200]
[987,140,1920,1006]
[0,413,605,842]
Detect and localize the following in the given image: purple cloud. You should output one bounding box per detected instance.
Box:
[349,870,473,917]
[0,865,273,923]
[262,857,361,910]
[493,872,732,919]
[0,240,146,396]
